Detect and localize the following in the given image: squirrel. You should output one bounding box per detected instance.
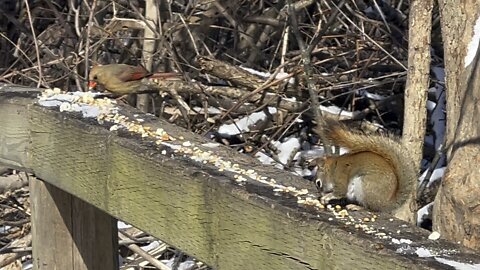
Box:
[314,118,416,222]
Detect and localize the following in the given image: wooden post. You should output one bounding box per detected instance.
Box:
[30,178,118,270]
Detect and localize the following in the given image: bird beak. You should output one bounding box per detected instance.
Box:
[88,81,97,90]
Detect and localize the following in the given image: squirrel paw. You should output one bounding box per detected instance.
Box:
[320,193,341,205]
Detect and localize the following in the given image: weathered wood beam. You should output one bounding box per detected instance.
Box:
[1,84,480,270]
[0,85,40,171]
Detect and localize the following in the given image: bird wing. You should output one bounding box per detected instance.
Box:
[116,65,151,82]
[148,73,182,80]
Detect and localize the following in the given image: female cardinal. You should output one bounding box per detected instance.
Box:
[88,64,179,95]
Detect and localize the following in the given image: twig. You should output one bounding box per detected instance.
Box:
[0,246,32,255]
[178,15,200,56]
[84,0,98,88]
[23,0,44,88]
[286,0,333,154]
[331,2,407,70]
[306,0,346,56]
[372,0,392,33]
[0,32,36,72]
[118,231,170,270]
[119,236,157,246]
[69,0,82,37]
[417,139,446,199]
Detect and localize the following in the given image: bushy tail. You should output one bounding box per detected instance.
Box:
[317,118,416,212]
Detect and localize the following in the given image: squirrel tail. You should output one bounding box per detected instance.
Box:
[318,118,416,210]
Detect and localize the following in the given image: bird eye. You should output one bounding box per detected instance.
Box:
[93,75,98,80]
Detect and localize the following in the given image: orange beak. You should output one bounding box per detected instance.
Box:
[88,81,97,89]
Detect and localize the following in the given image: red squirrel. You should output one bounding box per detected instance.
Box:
[315,118,416,223]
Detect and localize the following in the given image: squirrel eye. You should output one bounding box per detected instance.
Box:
[315,179,322,189]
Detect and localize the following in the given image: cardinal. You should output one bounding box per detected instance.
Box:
[88,64,180,95]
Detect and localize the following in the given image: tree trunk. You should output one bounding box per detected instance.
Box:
[401,0,434,223]
[402,0,433,170]
[433,1,480,250]
[137,0,159,113]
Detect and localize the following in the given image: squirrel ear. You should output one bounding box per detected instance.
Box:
[313,156,327,167]
[309,157,325,167]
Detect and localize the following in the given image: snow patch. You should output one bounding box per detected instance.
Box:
[392,238,412,245]
[417,202,433,226]
[416,247,433,257]
[240,66,295,84]
[436,257,480,270]
[464,15,480,67]
[140,240,162,252]
[273,137,301,165]
[363,91,387,101]
[162,257,196,270]
[218,107,277,136]
[419,167,445,186]
[192,106,222,114]
[117,221,132,229]
[320,105,354,118]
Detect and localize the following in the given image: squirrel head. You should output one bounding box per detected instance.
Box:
[314,156,351,198]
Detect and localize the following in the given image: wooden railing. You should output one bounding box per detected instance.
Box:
[1,84,479,270]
